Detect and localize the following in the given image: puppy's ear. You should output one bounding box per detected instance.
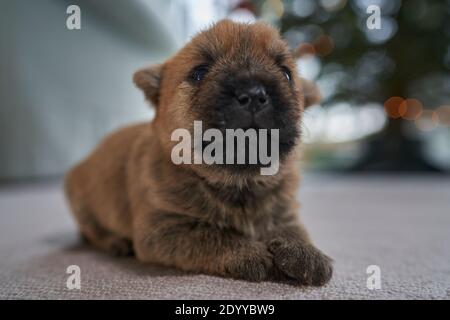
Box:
[300,78,321,108]
[133,64,163,107]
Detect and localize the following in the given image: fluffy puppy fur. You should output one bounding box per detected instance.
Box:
[65,20,332,286]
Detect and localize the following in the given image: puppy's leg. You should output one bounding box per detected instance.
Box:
[265,217,333,286]
[71,205,133,256]
[133,212,273,282]
[65,165,133,257]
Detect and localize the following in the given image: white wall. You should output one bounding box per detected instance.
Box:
[0,0,178,179]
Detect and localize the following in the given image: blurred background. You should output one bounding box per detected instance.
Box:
[1,0,449,181]
[1,1,450,300]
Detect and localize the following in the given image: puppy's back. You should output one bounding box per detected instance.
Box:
[65,123,148,243]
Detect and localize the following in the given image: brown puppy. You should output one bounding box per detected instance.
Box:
[65,20,332,286]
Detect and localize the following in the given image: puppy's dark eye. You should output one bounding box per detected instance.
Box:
[190,65,209,82]
[282,67,292,82]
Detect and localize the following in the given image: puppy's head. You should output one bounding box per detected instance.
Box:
[134,20,319,176]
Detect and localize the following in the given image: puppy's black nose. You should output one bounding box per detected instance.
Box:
[237,85,269,113]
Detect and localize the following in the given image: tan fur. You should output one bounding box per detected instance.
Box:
[65,20,332,285]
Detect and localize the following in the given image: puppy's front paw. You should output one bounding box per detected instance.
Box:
[223,243,273,282]
[268,239,333,286]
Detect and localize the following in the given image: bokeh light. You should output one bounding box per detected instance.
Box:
[263,0,284,19]
[303,103,387,144]
[290,0,316,18]
[400,99,423,121]
[320,0,347,12]
[436,105,450,127]
[384,96,405,119]
[313,35,334,56]
[363,17,398,44]
[296,54,322,80]
[294,43,316,57]
[414,110,439,132]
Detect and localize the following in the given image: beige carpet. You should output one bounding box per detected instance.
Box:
[1,175,449,299]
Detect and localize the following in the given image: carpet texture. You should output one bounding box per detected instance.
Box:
[1,175,449,299]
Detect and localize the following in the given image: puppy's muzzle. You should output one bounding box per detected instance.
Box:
[223,81,275,130]
[236,84,270,115]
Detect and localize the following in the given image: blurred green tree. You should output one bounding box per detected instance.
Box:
[247,0,450,171]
